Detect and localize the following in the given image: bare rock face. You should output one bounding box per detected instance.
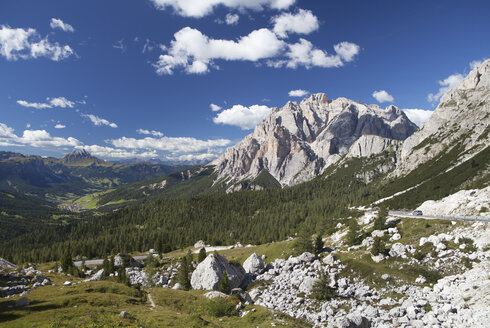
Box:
[210,93,417,189]
[396,59,490,175]
[190,253,245,290]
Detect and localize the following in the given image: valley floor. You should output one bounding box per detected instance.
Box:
[1,205,489,327]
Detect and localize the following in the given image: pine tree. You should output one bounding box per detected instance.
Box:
[346,219,359,246]
[198,247,206,263]
[219,271,231,294]
[60,250,73,273]
[177,256,191,290]
[311,271,337,301]
[374,206,388,230]
[371,237,385,256]
[314,234,324,255]
[295,225,314,255]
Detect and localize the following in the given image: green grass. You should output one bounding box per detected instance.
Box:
[396,218,456,245]
[0,277,310,328]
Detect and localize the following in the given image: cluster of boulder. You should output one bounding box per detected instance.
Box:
[0,264,51,299]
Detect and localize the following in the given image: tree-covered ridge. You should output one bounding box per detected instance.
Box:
[0,151,189,200]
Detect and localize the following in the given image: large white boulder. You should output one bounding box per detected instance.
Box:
[191,253,245,290]
[243,253,265,274]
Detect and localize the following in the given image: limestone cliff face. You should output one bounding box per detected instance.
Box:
[210,93,417,188]
[396,59,490,175]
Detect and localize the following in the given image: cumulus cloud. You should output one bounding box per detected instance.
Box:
[427,73,464,103]
[109,135,232,155]
[333,42,360,62]
[76,145,158,159]
[401,109,433,127]
[274,38,343,69]
[155,27,285,75]
[150,0,295,18]
[21,129,80,147]
[50,18,75,32]
[288,89,309,97]
[0,25,74,61]
[210,103,222,112]
[225,13,240,25]
[82,114,118,128]
[272,9,319,38]
[136,128,164,137]
[54,124,66,129]
[155,23,360,75]
[372,90,394,103]
[0,122,16,138]
[16,97,75,109]
[213,104,271,130]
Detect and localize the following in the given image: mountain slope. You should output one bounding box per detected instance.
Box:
[210,93,417,190]
[396,59,490,175]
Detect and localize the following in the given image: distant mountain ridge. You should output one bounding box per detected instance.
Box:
[210,93,417,190]
[0,150,190,201]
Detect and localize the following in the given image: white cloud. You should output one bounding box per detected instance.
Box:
[26,123,31,128]
[469,59,483,70]
[76,145,158,159]
[333,42,360,62]
[16,97,75,109]
[427,73,464,103]
[0,25,74,61]
[150,0,295,18]
[20,129,80,147]
[50,18,75,32]
[0,122,16,138]
[401,109,433,127]
[213,104,271,130]
[288,89,309,97]
[113,39,127,52]
[155,27,285,75]
[167,153,218,162]
[225,13,240,25]
[276,38,343,69]
[109,135,232,154]
[272,9,319,38]
[155,24,360,75]
[210,103,222,112]
[54,124,66,129]
[82,114,118,128]
[136,128,164,137]
[372,90,394,103]
[142,39,155,53]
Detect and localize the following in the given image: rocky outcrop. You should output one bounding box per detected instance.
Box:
[0,257,16,270]
[396,59,490,175]
[190,253,245,290]
[210,93,417,189]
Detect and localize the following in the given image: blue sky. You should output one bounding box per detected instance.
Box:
[0,0,489,162]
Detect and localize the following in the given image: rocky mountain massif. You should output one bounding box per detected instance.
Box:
[211,59,490,192]
[211,93,417,190]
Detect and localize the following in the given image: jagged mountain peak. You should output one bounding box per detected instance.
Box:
[62,149,104,165]
[211,94,417,190]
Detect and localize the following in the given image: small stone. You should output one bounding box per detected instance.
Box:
[119,311,130,318]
